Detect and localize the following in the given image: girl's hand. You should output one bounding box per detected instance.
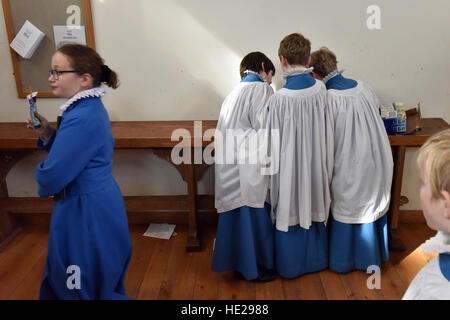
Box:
[26,112,54,139]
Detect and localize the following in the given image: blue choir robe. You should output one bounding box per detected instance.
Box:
[325,72,392,273]
[36,89,132,300]
[211,73,275,280]
[403,231,450,299]
[266,68,331,278]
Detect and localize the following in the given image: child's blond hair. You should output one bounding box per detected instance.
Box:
[417,128,450,199]
[310,47,338,78]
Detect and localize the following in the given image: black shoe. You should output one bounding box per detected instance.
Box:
[233,271,246,280]
[252,268,277,283]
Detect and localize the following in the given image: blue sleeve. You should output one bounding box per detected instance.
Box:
[35,114,99,197]
[37,129,57,152]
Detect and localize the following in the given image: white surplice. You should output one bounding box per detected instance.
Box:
[267,77,332,232]
[215,80,274,213]
[327,81,393,224]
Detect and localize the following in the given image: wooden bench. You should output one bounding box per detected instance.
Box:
[0,121,216,252]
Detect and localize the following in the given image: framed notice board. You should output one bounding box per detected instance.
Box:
[1,0,95,98]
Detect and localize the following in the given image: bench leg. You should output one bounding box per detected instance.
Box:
[0,151,28,252]
[388,146,406,252]
[153,148,201,252]
[185,161,201,252]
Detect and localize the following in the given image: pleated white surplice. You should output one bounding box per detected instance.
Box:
[215,81,274,213]
[267,80,332,232]
[327,81,393,224]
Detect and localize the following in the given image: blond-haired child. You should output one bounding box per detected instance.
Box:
[403,128,450,299]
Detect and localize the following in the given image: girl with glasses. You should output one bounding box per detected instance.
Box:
[27,44,132,300]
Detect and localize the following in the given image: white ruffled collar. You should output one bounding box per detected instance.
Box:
[243,70,267,82]
[282,67,314,80]
[421,231,450,254]
[323,69,345,84]
[59,87,106,112]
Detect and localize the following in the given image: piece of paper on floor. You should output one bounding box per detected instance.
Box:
[143,223,176,240]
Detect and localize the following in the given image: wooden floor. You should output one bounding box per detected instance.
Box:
[0,222,437,300]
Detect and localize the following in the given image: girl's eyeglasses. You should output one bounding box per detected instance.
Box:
[49,70,78,80]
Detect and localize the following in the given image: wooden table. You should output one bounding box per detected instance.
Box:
[0,117,448,253]
[0,121,217,252]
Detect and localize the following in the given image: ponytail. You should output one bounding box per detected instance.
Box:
[101,65,120,89]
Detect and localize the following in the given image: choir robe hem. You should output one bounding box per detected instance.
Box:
[277,263,328,279]
[211,203,274,281]
[275,217,328,233]
[328,214,389,274]
[216,198,267,214]
[275,222,328,279]
[332,210,388,225]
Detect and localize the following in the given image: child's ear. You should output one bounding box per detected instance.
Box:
[306,56,312,67]
[312,72,321,80]
[442,190,450,219]
[81,73,94,88]
[261,62,266,73]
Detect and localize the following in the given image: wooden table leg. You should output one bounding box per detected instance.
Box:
[0,151,28,252]
[153,148,201,252]
[388,146,406,252]
[185,159,201,252]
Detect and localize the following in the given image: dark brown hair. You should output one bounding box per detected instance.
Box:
[310,47,338,78]
[278,33,311,66]
[240,52,276,79]
[57,43,119,89]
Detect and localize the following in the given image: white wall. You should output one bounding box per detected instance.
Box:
[2,0,450,209]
